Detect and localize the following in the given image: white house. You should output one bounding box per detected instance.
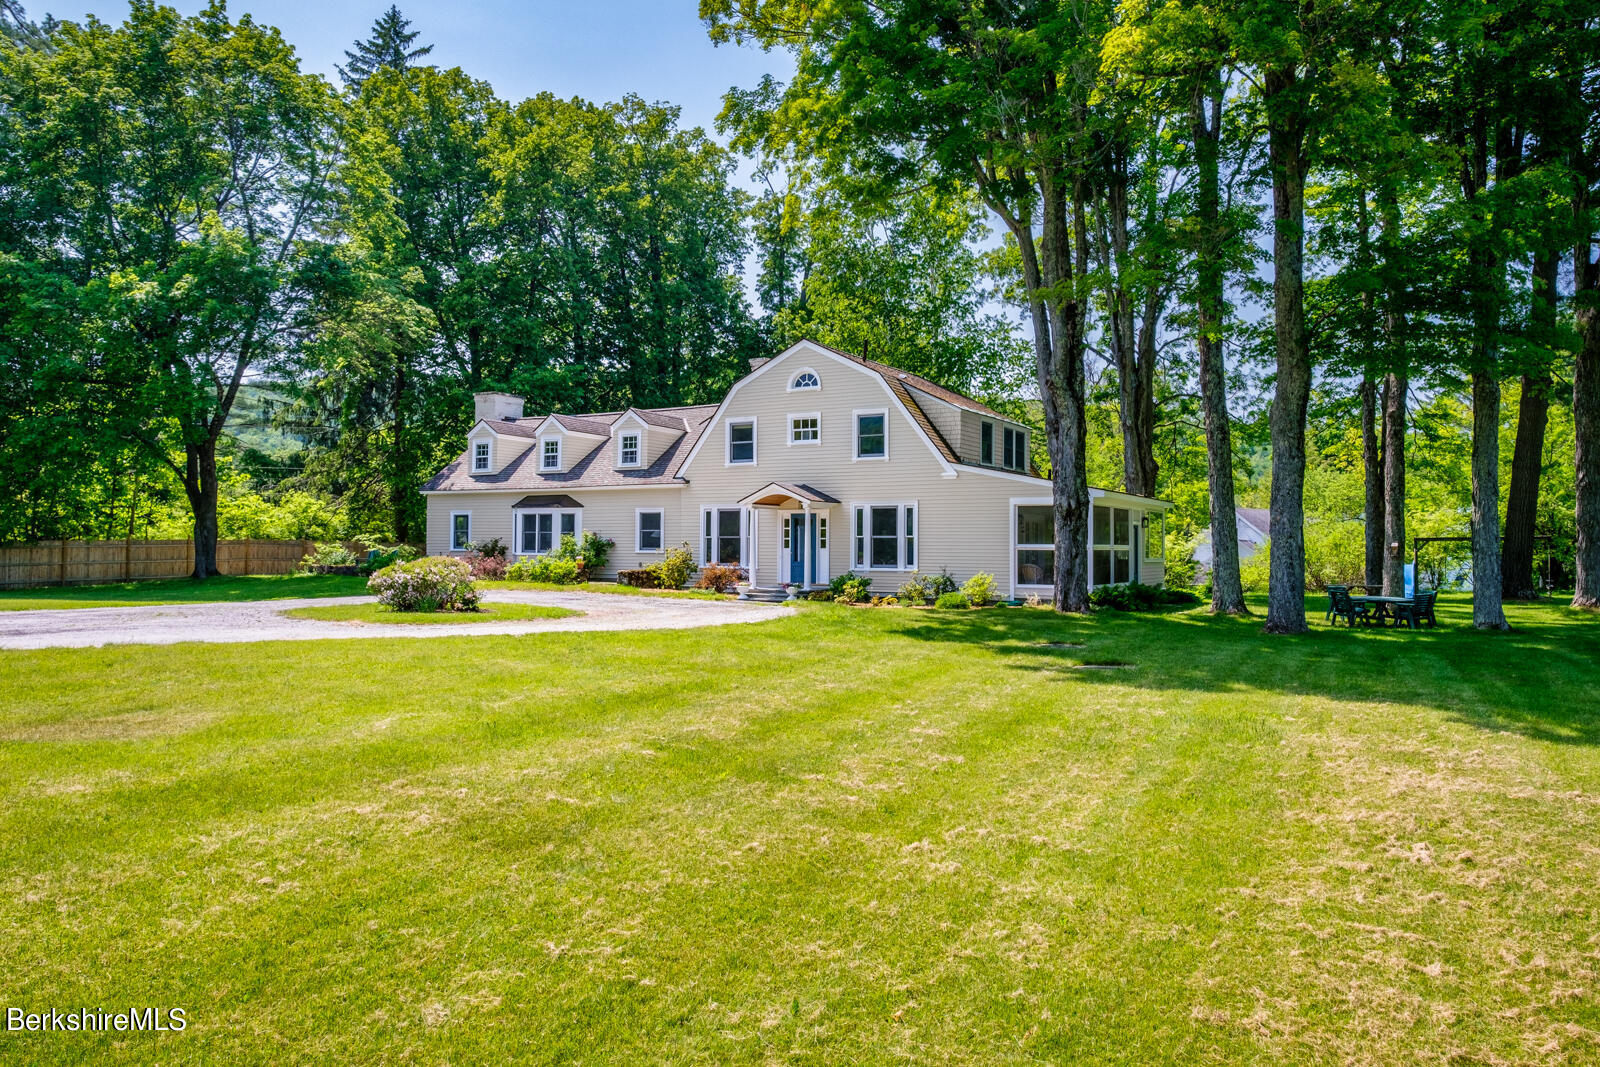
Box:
[1193,507,1271,579]
[422,340,1172,597]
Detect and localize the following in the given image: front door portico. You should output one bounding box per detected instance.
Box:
[737,481,839,591]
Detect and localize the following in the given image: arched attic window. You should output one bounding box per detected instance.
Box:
[789,369,821,391]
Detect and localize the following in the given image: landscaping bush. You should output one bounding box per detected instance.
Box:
[925,568,960,598]
[462,549,508,580]
[300,541,358,570]
[367,556,480,612]
[695,563,746,593]
[469,537,508,559]
[358,543,420,575]
[961,571,998,606]
[896,573,931,605]
[617,569,660,588]
[934,591,971,609]
[829,571,872,604]
[1088,581,1198,611]
[648,544,695,589]
[505,556,583,584]
[561,531,613,574]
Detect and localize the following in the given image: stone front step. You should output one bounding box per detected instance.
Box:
[741,587,800,603]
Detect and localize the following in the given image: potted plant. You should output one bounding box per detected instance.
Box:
[783,582,800,601]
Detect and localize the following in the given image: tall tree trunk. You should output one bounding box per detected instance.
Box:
[1105,145,1159,497]
[184,437,221,579]
[1361,377,1384,589]
[1575,181,1600,608]
[1381,371,1408,595]
[988,159,1091,614]
[1502,250,1558,599]
[393,358,410,544]
[1470,371,1508,627]
[1264,69,1311,634]
[1191,72,1246,614]
[1463,120,1509,630]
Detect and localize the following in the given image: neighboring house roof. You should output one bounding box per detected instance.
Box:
[423,403,719,492]
[1236,508,1271,542]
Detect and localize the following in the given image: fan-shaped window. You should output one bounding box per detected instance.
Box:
[790,370,820,391]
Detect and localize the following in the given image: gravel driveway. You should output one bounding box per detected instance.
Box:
[0,590,792,650]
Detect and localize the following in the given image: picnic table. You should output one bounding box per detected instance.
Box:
[1351,594,1412,627]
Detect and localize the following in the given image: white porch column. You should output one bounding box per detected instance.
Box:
[801,502,812,590]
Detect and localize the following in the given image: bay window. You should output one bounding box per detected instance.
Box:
[703,508,745,565]
[517,508,579,555]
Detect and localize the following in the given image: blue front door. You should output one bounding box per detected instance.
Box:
[789,512,806,584]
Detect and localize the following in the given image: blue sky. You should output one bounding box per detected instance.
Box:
[47,1,789,149]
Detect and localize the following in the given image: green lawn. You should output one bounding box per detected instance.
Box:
[1,594,1597,1063]
[282,602,580,624]
[0,573,371,610]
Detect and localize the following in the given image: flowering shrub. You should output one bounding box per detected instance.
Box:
[462,550,508,579]
[695,563,746,593]
[367,556,480,612]
[506,556,583,584]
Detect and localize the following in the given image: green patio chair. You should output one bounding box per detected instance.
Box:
[1395,590,1438,629]
[1328,586,1371,627]
[1325,585,1348,622]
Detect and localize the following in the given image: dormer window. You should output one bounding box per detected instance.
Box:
[619,432,640,467]
[789,370,821,391]
[472,441,491,472]
[1003,426,1027,471]
[542,438,560,471]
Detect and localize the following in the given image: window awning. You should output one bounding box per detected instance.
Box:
[738,482,840,507]
[511,494,584,509]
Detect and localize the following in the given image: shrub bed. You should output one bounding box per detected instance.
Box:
[618,569,660,589]
[1088,582,1200,611]
[695,563,746,593]
[367,556,480,612]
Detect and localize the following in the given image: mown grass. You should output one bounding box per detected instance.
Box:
[281,602,580,625]
[0,573,371,610]
[1,594,1597,1063]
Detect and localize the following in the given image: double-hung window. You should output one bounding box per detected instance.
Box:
[619,433,640,467]
[852,504,915,570]
[472,441,491,472]
[855,412,886,459]
[451,512,472,552]
[789,414,819,445]
[727,419,755,464]
[541,438,560,470]
[1092,504,1133,586]
[636,509,663,552]
[1002,427,1026,470]
[980,421,994,465]
[703,508,745,565]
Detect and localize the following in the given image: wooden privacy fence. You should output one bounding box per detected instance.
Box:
[0,539,332,589]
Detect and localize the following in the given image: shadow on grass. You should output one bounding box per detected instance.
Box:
[889,595,1600,747]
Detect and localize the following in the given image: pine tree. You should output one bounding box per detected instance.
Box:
[339,6,432,88]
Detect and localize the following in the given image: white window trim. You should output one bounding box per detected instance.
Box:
[850,501,917,571]
[787,367,822,392]
[618,431,642,469]
[1010,496,1055,598]
[540,435,562,471]
[725,416,757,466]
[450,511,472,552]
[787,412,821,447]
[512,508,582,556]
[472,440,492,472]
[700,506,751,568]
[1003,425,1028,472]
[635,507,665,553]
[1143,510,1166,562]
[852,408,889,462]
